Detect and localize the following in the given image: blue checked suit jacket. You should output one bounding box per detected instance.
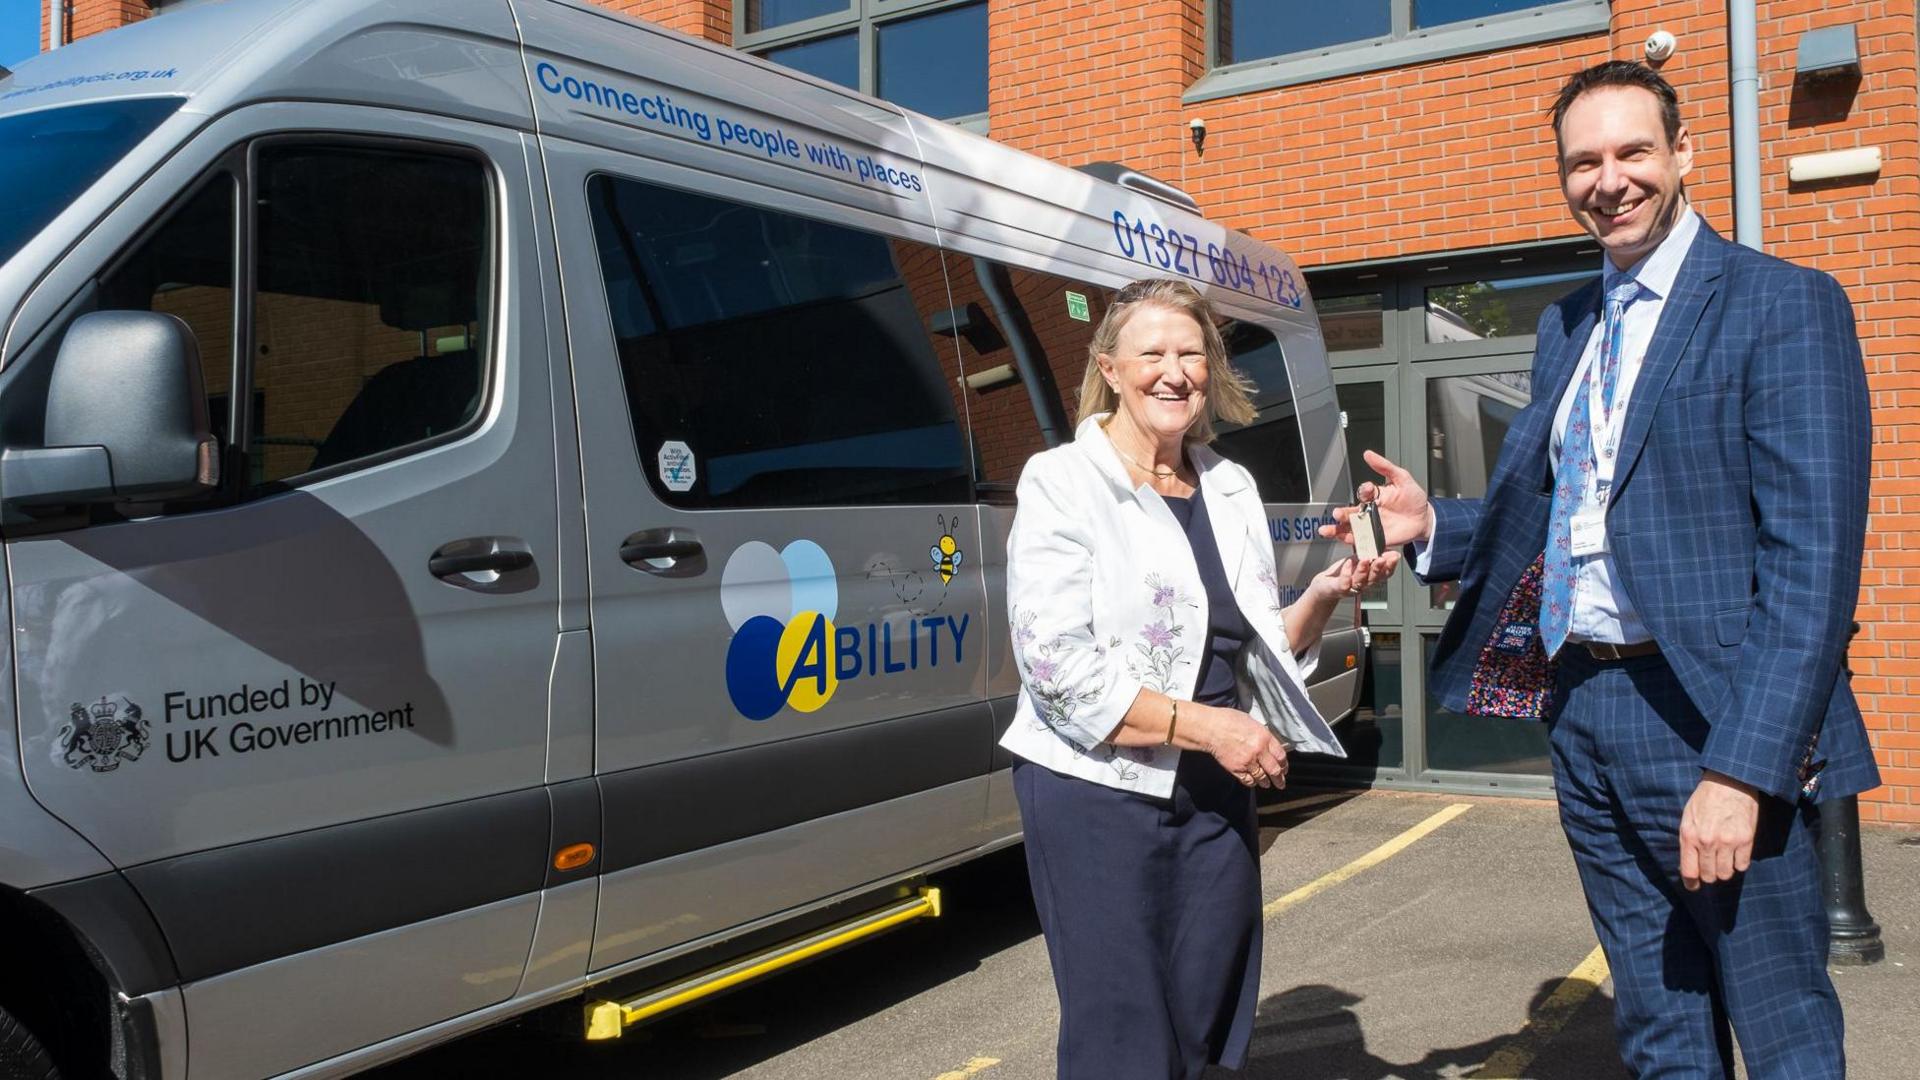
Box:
[1423,223,1879,803]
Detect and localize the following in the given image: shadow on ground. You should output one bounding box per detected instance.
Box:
[1229,979,1624,1080]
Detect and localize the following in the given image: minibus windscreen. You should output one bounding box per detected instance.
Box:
[0,97,183,267]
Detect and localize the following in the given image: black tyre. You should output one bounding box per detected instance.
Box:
[0,1005,58,1080]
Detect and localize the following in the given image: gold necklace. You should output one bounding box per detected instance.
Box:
[1102,417,1184,479]
[1122,452,1180,479]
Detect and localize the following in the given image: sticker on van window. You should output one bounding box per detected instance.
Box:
[657,441,696,492]
[1065,291,1090,322]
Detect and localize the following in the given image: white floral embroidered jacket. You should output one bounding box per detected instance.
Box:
[1000,415,1346,797]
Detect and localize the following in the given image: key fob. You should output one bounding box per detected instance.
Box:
[1352,501,1385,560]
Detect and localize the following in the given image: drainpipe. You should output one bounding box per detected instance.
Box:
[1728,0,1762,248]
[49,1,64,49]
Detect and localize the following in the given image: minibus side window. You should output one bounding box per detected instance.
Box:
[94,143,493,496]
[98,176,237,464]
[586,174,970,509]
[944,259,1110,500]
[247,146,491,487]
[1210,322,1312,503]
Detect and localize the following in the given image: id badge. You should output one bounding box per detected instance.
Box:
[1569,507,1607,557]
[1352,502,1385,561]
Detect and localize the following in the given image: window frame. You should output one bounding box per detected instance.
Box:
[737,0,990,130]
[235,133,500,496]
[1187,0,1610,103]
[105,133,500,510]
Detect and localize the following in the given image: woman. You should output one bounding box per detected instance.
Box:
[1003,278,1394,1079]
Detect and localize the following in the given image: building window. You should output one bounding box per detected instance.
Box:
[740,0,988,125]
[1218,3,1393,63]
[1192,0,1609,102]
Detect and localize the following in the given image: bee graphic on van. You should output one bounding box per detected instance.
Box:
[58,696,151,773]
[930,515,964,585]
[721,540,970,721]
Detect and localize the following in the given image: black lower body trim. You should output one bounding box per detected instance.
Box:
[123,787,549,983]
[599,703,994,875]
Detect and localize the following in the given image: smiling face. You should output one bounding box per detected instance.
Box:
[1557,85,1694,270]
[1098,302,1210,453]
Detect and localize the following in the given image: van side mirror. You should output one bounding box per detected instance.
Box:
[1,311,219,507]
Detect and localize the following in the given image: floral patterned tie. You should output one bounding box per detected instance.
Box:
[1541,279,1640,658]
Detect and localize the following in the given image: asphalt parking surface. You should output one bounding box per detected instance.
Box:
[373,789,1918,1079]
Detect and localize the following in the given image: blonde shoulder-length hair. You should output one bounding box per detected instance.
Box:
[1075,278,1256,443]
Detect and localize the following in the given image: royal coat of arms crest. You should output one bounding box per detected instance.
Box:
[58,696,151,772]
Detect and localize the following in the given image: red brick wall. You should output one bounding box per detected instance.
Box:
[52,0,148,45]
[65,0,1919,821]
[593,0,731,45]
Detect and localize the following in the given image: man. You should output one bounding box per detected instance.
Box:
[1329,61,1876,1078]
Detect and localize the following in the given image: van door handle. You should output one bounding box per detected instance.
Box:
[429,538,534,579]
[620,529,704,575]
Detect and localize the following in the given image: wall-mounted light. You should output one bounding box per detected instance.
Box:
[1188,117,1207,155]
[962,364,1018,392]
[930,301,1006,355]
[1795,25,1861,81]
[1788,146,1881,183]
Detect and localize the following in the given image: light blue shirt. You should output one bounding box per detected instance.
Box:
[1549,207,1701,644]
[1414,208,1702,645]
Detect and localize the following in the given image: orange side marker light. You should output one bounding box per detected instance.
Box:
[554,843,596,871]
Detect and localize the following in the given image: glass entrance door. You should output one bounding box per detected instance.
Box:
[1302,243,1599,794]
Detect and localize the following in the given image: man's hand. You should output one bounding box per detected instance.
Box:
[1678,770,1761,890]
[1320,450,1434,548]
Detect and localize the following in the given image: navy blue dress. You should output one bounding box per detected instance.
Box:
[1014,488,1264,1079]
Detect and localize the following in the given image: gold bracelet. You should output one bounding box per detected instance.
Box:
[1163,699,1179,746]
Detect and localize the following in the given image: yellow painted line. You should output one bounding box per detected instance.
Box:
[931,1057,1001,1080]
[1471,944,1610,1079]
[1262,802,1473,920]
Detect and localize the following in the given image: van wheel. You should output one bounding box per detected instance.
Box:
[0,1006,59,1080]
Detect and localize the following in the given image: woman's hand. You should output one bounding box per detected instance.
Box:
[1281,552,1399,659]
[1308,552,1400,603]
[1200,706,1289,789]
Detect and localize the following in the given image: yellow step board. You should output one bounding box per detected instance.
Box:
[585,886,943,1039]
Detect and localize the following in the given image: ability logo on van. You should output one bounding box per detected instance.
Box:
[721,539,970,721]
[722,540,842,720]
